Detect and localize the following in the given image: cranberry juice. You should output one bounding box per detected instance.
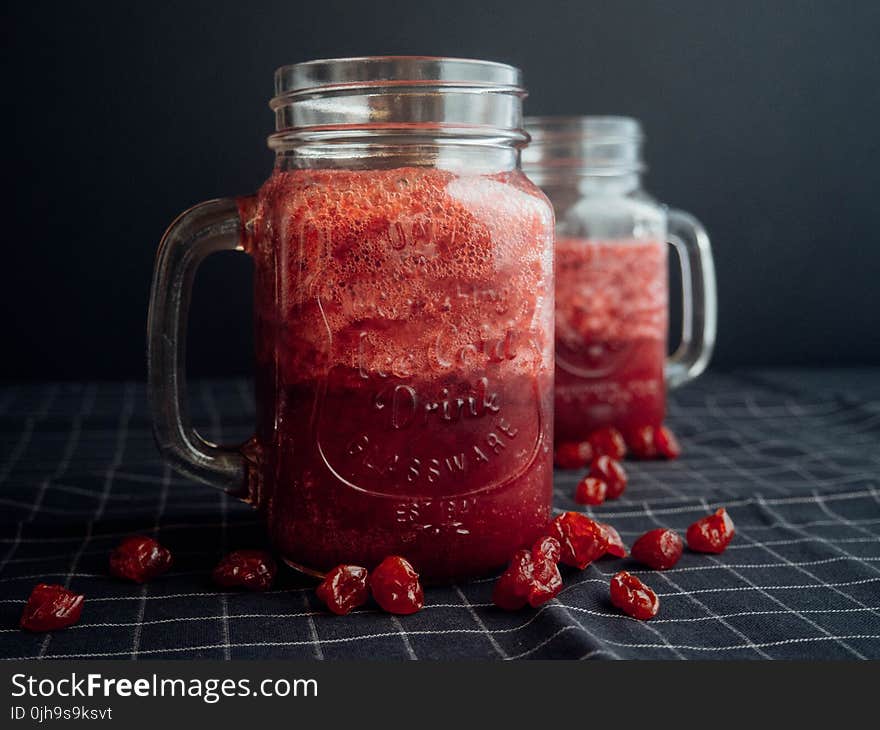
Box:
[243,167,554,581]
[555,237,667,442]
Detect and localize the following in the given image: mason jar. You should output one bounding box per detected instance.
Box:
[148,57,556,581]
[523,116,716,443]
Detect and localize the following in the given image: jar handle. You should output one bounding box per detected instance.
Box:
[147,197,252,492]
[665,208,718,389]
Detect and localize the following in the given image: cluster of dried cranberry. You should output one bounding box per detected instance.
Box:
[19,537,279,632]
[555,424,681,471]
[491,507,736,621]
[316,556,424,616]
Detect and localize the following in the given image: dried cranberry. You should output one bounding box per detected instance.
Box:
[597,522,627,558]
[610,571,659,620]
[528,536,563,607]
[109,536,173,583]
[493,538,563,611]
[555,441,593,469]
[588,427,627,460]
[493,549,534,611]
[549,512,607,569]
[370,556,424,615]
[631,528,683,569]
[212,550,277,591]
[654,426,681,459]
[574,476,607,505]
[20,583,84,632]
[590,456,628,499]
[627,425,682,460]
[687,508,735,553]
[626,425,658,459]
[316,564,370,615]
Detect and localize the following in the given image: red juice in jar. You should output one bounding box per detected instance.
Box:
[554,236,668,441]
[246,166,554,582]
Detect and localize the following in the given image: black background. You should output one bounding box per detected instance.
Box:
[5,0,879,380]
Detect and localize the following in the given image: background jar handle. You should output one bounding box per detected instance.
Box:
[147,197,252,492]
[665,208,718,389]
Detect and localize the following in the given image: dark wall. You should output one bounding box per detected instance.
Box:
[5,0,879,379]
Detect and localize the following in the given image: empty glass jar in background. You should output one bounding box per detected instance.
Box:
[148,57,555,582]
[523,117,716,443]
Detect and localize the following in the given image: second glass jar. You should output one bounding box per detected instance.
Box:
[523,116,717,443]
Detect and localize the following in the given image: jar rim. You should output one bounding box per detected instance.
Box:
[522,115,644,177]
[273,56,524,99]
[524,116,642,142]
[269,56,528,151]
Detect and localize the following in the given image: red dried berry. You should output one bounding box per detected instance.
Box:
[549,512,607,569]
[109,536,173,583]
[687,508,735,553]
[597,522,628,558]
[627,425,658,459]
[588,427,627,460]
[370,556,424,615]
[631,528,684,569]
[590,456,628,499]
[555,441,593,469]
[654,426,681,459]
[627,425,681,460]
[528,536,563,607]
[493,538,563,611]
[574,476,607,505]
[316,564,370,615]
[20,583,84,632]
[610,571,659,620]
[212,550,277,591]
[493,549,534,611]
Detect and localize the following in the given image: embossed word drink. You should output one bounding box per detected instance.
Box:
[148,58,555,581]
[523,117,717,442]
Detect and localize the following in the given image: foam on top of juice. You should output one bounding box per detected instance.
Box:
[251,167,554,380]
[555,237,667,346]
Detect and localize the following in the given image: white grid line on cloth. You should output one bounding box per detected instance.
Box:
[131,462,172,660]
[453,585,508,659]
[536,594,631,660]
[6,551,871,584]
[640,502,772,659]
[812,493,880,564]
[0,384,58,486]
[12,625,868,661]
[5,603,879,634]
[38,382,135,659]
[18,631,880,660]
[0,384,70,578]
[744,498,880,619]
[302,592,324,661]
[27,384,96,523]
[697,494,870,659]
[391,616,418,660]
[201,382,232,661]
[0,533,842,563]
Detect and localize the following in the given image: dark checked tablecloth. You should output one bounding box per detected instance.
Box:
[0,370,878,660]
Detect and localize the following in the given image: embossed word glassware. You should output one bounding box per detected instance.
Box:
[148,57,556,581]
[523,116,717,443]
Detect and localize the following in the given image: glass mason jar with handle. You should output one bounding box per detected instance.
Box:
[148,57,556,582]
[522,116,716,443]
